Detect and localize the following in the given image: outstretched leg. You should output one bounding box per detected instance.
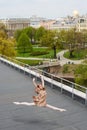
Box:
[13,102,35,106]
[46,104,66,112]
[13,102,66,112]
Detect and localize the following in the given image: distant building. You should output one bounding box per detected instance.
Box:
[29,15,47,28]
[48,20,76,31]
[40,20,56,30]
[1,13,87,37]
[0,16,47,37]
[76,17,87,32]
[40,17,76,31]
[0,18,30,37]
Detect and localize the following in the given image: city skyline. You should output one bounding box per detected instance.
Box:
[0,0,87,19]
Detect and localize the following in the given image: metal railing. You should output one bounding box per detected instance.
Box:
[0,54,87,105]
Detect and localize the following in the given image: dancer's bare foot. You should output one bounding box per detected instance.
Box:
[60,109,66,112]
[13,102,20,105]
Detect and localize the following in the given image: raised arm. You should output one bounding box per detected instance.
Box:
[40,75,44,87]
[33,78,37,87]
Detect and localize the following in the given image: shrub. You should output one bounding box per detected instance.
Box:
[30,50,49,56]
[18,59,43,66]
[62,64,69,73]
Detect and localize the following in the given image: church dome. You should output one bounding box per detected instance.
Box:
[73,10,79,17]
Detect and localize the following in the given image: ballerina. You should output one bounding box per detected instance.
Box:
[13,75,66,112]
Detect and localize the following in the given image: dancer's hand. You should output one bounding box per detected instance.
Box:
[39,74,43,78]
[33,78,35,82]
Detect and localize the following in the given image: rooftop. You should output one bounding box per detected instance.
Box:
[0,61,87,130]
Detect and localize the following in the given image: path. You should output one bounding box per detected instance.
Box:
[57,50,84,66]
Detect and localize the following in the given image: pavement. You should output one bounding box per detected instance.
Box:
[0,61,87,130]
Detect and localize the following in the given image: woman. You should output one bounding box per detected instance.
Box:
[32,76,66,111]
[32,76,47,107]
[13,75,66,112]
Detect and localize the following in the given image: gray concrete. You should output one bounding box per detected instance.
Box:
[0,62,87,130]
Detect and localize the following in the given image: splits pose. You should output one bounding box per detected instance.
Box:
[13,75,66,112]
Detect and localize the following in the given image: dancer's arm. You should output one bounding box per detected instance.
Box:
[40,75,44,87]
[33,78,37,87]
[33,76,44,87]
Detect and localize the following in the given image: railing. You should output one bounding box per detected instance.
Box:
[0,54,87,106]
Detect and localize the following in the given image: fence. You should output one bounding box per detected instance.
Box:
[0,54,87,105]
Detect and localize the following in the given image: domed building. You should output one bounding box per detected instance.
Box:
[73,10,79,18]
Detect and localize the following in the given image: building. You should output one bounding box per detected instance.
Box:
[29,15,47,28]
[0,18,30,37]
[1,12,87,37]
[76,17,87,32]
[40,17,76,31]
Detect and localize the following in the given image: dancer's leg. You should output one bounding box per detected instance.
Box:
[13,102,35,106]
[13,102,66,111]
[46,104,66,112]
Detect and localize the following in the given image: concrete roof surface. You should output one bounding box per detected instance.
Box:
[0,62,87,130]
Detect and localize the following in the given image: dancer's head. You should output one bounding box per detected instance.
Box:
[36,84,44,91]
[37,84,44,90]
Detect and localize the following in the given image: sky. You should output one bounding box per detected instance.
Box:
[0,0,87,19]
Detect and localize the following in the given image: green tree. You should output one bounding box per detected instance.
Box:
[35,27,47,42]
[0,30,7,39]
[40,30,55,47]
[40,30,57,58]
[0,38,16,57]
[55,30,67,49]
[0,22,8,39]
[65,29,86,58]
[17,33,32,54]
[82,30,87,49]
[0,23,16,57]
[66,28,77,57]
[25,27,36,44]
[75,64,87,87]
[14,29,23,42]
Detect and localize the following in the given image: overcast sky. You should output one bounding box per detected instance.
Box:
[0,0,87,19]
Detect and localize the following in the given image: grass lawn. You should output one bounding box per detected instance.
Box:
[18,59,43,66]
[16,47,61,66]
[17,47,61,59]
[64,49,87,60]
